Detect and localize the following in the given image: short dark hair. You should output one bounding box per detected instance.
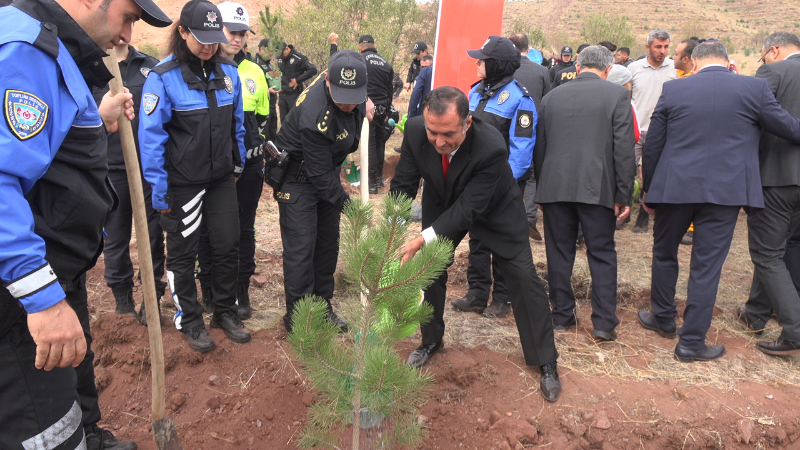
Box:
[167,23,223,64]
[508,33,529,53]
[422,86,469,123]
[577,44,590,54]
[617,47,630,56]
[763,32,800,51]
[678,39,699,59]
[692,41,728,61]
[597,40,617,52]
[421,54,433,63]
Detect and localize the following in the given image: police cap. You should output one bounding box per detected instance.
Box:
[328,50,368,104]
[180,0,228,45]
[467,36,519,62]
[133,0,172,27]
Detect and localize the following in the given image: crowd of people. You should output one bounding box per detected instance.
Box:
[3,0,800,446]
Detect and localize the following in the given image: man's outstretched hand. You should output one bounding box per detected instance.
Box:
[27,299,86,371]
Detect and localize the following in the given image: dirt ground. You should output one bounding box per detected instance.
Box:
[85,111,800,449]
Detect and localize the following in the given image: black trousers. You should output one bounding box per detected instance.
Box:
[650,203,740,350]
[465,179,527,305]
[277,178,340,319]
[543,202,620,332]
[279,91,299,125]
[103,169,166,293]
[64,275,101,433]
[421,238,558,367]
[368,119,390,186]
[198,170,264,286]
[162,176,239,330]
[745,186,800,340]
[267,91,278,141]
[0,311,85,450]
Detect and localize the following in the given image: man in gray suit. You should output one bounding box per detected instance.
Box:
[738,32,800,356]
[509,32,551,241]
[639,41,800,362]
[534,46,636,340]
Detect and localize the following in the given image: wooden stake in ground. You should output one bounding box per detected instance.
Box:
[103,52,183,450]
[359,116,369,202]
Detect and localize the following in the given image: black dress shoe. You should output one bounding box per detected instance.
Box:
[637,310,676,338]
[674,343,725,362]
[553,316,579,331]
[539,362,561,402]
[592,329,617,342]
[735,307,765,335]
[407,342,442,369]
[528,224,543,241]
[451,294,487,313]
[210,312,252,343]
[85,425,137,450]
[757,338,800,356]
[326,310,349,333]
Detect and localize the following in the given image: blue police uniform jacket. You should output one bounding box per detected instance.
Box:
[0,0,115,323]
[139,55,247,211]
[468,76,537,180]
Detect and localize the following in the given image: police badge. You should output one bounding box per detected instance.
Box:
[518,113,531,128]
[5,90,48,140]
[223,76,233,93]
[143,93,159,115]
[140,67,151,78]
[245,78,256,95]
[497,90,510,105]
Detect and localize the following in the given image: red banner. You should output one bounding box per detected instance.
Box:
[431,0,506,94]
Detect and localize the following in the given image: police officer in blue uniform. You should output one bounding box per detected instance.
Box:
[139,0,250,353]
[0,0,171,448]
[275,50,370,333]
[93,42,166,326]
[451,36,538,319]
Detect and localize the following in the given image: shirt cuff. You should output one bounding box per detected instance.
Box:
[421,227,437,244]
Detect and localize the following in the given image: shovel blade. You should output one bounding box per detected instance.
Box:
[152,417,183,450]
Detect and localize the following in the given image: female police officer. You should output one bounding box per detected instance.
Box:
[275,50,372,333]
[139,0,249,352]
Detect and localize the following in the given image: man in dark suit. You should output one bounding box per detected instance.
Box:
[534,45,635,340]
[391,87,562,402]
[639,41,800,362]
[737,32,800,356]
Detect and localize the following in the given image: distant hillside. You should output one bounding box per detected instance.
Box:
[132,0,800,76]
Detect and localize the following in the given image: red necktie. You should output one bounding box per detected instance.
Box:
[442,154,449,179]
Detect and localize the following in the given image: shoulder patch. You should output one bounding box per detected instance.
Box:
[497,90,510,105]
[296,92,307,107]
[5,90,48,140]
[515,109,534,138]
[245,78,256,95]
[317,109,330,132]
[143,93,159,115]
[140,67,151,78]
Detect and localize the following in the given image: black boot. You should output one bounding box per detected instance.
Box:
[632,207,649,233]
[200,282,214,314]
[112,284,136,318]
[237,279,253,320]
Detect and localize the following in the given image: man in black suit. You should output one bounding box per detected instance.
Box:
[534,45,636,341]
[391,87,562,402]
[639,41,800,362]
[738,32,800,356]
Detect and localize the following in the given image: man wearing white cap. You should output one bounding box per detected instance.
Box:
[196,1,270,320]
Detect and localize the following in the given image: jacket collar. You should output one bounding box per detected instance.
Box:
[361,47,378,55]
[698,65,731,74]
[575,71,601,81]
[11,0,112,88]
[475,74,516,100]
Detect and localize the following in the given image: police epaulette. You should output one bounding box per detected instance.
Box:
[219,56,237,67]
[151,59,180,75]
[32,22,58,58]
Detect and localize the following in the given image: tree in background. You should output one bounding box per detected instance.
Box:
[280,0,434,73]
[288,194,453,450]
[506,16,548,51]
[580,12,636,51]
[257,5,285,53]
